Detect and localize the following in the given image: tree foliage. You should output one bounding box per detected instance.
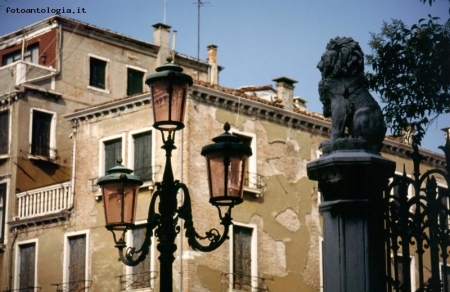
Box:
[420,0,450,6]
[366,16,450,146]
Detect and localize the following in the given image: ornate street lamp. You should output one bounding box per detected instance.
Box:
[97,60,252,292]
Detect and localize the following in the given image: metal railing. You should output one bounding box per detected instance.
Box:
[116,271,158,291]
[16,182,72,219]
[51,280,92,292]
[244,172,265,190]
[222,273,272,292]
[385,141,450,291]
[2,288,42,292]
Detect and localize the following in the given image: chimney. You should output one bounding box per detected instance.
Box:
[207,44,219,85]
[153,23,171,66]
[272,77,297,111]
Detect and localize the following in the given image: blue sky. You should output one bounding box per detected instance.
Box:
[0,0,448,152]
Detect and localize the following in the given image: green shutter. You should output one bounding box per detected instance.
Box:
[127,68,144,95]
[134,132,152,181]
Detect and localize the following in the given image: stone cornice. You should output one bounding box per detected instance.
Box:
[190,84,331,136]
[190,84,446,168]
[63,93,151,123]
[63,83,446,168]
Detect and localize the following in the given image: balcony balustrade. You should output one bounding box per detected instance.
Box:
[222,273,272,292]
[0,61,56,96]
[116,271,158,291]
[51,280,92,292]
[15,182,72,222]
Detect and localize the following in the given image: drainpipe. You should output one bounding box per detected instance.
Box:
[69,120,78,209]
[8,227,18,291]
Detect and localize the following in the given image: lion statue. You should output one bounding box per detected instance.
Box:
[317,37,386,154]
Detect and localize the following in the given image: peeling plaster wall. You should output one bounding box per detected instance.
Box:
[181,99,323,291]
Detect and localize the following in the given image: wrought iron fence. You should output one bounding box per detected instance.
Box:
[244,172,265,190]
[51,280,92,292]
[2,288,42,292]
[116,271,158,291]
[222,272,272,291]
[385,140,450,291]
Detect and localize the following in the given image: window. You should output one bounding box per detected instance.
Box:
[441,263,450,291]
[440,186,450,228]
[120,222,156,291]
[230,223,258,291]
[63,231,89,291]
[89,57,107,90]
[232,130,259,193]
[104,138,122,171]
[0,183,6,245]
[14,240,38,290]
[30,109,56,159]
[391,254,416,291]
[99,135,125,176]
[0,110,9,155]
[2,43,39,66]
[127,67,145,96]
[132,131,152,182]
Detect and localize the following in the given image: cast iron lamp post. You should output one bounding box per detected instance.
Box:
[97,60,252,292]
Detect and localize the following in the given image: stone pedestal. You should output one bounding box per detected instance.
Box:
[307,150,395,292]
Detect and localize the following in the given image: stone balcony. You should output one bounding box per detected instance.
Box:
[0,61,56,96]
[10,181,72,228]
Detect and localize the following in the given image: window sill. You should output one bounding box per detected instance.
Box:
[119,288,153,292]
[140,181,156,192]
[243,186,263,198]
[87,85,110,94]
[28,154,57,164]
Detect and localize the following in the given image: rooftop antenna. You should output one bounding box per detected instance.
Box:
[192,0,210,80]
[163,0,167,24]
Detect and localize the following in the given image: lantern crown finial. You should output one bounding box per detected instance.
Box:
[223,122,231,132]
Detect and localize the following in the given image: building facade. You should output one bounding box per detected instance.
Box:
[0,15,447,292]
[0,16,214,291]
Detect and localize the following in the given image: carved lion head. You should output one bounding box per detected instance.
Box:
[317,37,364,79]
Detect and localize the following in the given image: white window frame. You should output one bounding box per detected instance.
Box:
[0,109,12,158]
[63,230,90,285]
[123,219,156,291]
[0,177,9,246]
[391,253,416,291]
[231,129,257,192]
[29,108,57,159]
[437,183,450,228]
[126,64,147,95]
[128,127,155,187]
[229,222,258,292]
[14,238,39,291]
[440,262,450,290]
[99,133,126,176]
[87,53,110,94]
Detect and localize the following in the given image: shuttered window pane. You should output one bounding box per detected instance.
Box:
[0,111,8,155]
[134,132,152,181]
[89,58,106,89]
[19,243,36,289]
[104,139,122,171]
[233,226,252,289]
[0,183,6,244]
[31,111,52,157]
[69,235,86,290]
[127,68,144,96]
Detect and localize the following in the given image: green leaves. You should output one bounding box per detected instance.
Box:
[366,16,450,146]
